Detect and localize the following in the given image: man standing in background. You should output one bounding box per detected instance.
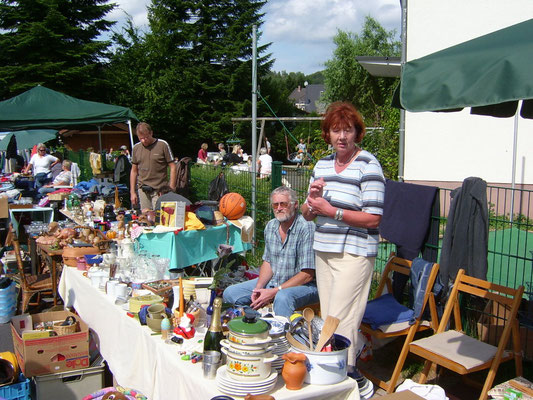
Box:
[130,122,176,210]
[265,136,271,155]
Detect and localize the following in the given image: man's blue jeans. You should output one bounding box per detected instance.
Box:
[222,278,319,317]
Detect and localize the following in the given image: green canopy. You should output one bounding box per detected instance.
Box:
[394,18,533,118]
[0,86,138,130]
[0,130,57,151]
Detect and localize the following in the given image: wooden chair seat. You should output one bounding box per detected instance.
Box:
[410,329,513,373]
[25,273,52,289]
[359,252,440,393]
[372,320,432,336]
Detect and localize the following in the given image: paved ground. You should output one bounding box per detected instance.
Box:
[0,320,14,353]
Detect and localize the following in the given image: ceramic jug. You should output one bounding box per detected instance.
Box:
[281,352,307,390]
[120,238,135,258]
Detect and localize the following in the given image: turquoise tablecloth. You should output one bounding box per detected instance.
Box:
[137,223,251,270]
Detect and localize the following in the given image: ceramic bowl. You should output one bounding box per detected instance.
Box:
[147,303,165,318]
[146,314,163,332]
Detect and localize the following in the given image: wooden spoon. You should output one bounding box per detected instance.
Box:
[314,316,340,352]
[302,307,315,350]
[286,331,309,351]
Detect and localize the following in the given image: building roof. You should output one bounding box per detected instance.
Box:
[288,84,326,113]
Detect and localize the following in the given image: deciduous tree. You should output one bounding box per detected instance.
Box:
[322,16,401,178]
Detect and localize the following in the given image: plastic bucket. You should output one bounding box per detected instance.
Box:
[290,334,350,385]
[0,282,17,323]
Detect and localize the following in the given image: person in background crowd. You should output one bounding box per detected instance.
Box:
[114,146,132,189]
[218,143,226,159]
[223,186,319,317]
[265,136,271,154]
[227,144,244,164]
[257,147,272,178]
[50,152,64,180]
[296,138,306,154]
[130,122,176,210]
[301,101,385,399]
[197,143,208,164]
[23,143,60,189]
[38,160,72,198]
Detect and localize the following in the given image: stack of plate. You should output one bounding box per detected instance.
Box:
[263,317,290,370]
[216,366,278,397]
[270,336,290,370]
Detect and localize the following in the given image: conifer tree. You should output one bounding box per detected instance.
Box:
[109,0,270,154]
[0,0,115,100]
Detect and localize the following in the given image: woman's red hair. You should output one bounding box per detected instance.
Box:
[321,101,366,144]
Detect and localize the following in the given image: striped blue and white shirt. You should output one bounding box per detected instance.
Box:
[309,150,385,257]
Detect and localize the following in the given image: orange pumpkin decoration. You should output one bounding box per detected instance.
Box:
[106,230,117,239]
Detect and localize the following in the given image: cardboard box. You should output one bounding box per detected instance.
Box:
[377,390,426,400]
[477,300,533,359]
[11,310,90,377]
[0,196,8,219]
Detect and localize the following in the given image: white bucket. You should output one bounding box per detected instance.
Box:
[290,334,350,385]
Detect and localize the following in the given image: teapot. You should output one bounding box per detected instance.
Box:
[119,238,135,258]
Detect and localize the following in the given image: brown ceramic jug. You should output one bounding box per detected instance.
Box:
[281,352,307,390]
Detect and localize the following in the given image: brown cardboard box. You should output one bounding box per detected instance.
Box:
[11,310,90,377]
[0,196,8,219]
[378,390,426,400]
[477,300,533,359]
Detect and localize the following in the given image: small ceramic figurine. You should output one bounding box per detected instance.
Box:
[174,313,196,339]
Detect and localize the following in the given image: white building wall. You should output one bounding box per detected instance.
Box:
[404,0,533,185]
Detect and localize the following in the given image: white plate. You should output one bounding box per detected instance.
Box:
[216,366,277,387]
[217,382,276,397]
[217,378,276,391]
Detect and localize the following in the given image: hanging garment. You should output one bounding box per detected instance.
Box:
[439,176,488,287]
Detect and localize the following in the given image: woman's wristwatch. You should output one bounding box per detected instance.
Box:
[334,208,344,221]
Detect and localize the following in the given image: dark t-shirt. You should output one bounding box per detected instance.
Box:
[131,138,174,190]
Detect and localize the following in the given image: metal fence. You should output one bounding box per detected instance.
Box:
[189,162,533,358]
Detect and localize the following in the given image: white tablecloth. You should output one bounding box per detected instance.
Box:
[59,267,359,400]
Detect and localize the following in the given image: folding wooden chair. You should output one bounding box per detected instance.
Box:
[409,269,524,400]
[8,224,54,313]
[360,252,440,393]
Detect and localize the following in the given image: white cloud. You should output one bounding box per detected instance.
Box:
[110,0,401,74]
[260,0,401,73]
[110,0,150,29]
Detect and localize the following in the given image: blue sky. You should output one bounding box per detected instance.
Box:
[109,0,401,75]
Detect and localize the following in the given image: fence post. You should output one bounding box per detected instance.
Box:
[271,161,283,191]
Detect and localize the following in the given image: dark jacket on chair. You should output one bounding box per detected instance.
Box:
[440,177,488,287]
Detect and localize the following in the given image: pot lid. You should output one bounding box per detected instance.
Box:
[228,308,269,335]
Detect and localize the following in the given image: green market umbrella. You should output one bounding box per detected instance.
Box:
[393,18,533,118]
[0,130,57,151]
[392,19,533,217]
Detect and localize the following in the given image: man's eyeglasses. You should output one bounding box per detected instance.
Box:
[271,201,291,209]
[38,148,46,152]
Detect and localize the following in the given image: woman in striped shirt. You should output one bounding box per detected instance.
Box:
[302,101,385,396]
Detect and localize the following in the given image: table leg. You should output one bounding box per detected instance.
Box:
[30,237,38,275]
[51,257,57,305]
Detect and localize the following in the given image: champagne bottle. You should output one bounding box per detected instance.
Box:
[205,289,216,328]
[203,297,224,353]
